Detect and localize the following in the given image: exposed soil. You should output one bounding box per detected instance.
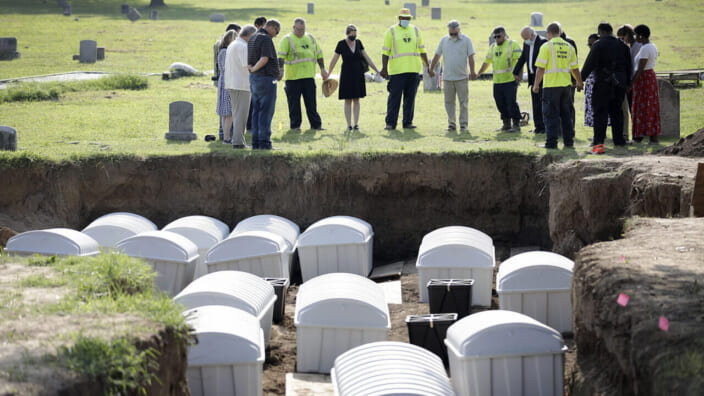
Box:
[570,217,704,395]
[659,127,704,157]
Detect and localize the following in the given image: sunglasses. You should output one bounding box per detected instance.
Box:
[493,34,503,39]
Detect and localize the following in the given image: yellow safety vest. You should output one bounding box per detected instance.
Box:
[535,37,578,88]
[278,33,322,80]
[485,40,522,84]
[382,24,426,75]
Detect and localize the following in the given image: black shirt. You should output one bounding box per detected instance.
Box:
[248,28,280,77]
[581,35,632,85]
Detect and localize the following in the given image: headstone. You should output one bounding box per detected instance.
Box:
[307,3,314,14]
[0,126,17,151]
[536,30,547,39]
[209,13,225,23]
[127,7,141,22]
[97,47,105,60]
[57,0,68,7]
[404,3,416,18]
[531,12,543,27]
[63,5,71,16]
[422,0,429,6]
[0,37,20,60]
[658,79,680,138]
[693,163,704,217]
[121,4,129,14]
[79,40,97,63]
[431,7,441,20]
[150,10,158,20]
[423,63,441,92]
[165,101,197,141]
[385,0,389,4]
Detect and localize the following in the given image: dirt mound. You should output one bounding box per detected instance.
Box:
[571,217,704,395]
[0,226,16,247]
[548,156,698,258]
[659,128,704,157]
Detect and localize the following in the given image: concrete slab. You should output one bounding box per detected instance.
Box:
[509,246,540,257]
[285,373,333,396]
[369,261,403,279]
[402,258,418,274]
[378,280,402,305]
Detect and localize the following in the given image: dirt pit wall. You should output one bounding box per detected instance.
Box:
[0,153,554,260]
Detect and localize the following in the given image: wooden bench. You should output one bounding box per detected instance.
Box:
[656,70,701,87]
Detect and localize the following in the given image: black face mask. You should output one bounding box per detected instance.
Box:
[348,35,356,41]
[450,33,458,37]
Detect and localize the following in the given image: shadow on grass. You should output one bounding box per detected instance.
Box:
[274,128,323,145]
[382,128,423,141]
[4,0,289,23]
[445,129,479,142]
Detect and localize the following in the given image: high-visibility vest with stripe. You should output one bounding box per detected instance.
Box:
[381,24,426,75]
[278,33,323,80]
[484,39,523,83]
[535,37,578,88]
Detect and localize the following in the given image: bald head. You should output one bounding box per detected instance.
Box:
[520,26,535,40]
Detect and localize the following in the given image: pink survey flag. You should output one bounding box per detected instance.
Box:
[617,293,629,306]
[659,316,670,332]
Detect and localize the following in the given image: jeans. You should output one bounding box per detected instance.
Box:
[250,74,277,149]
[542,86,574,147]
[530,83,545,132]
[284,78,322,129]
[386,73,421,128]
[493,81,521,121]
[592,81,626,146]
[444,79,469,129]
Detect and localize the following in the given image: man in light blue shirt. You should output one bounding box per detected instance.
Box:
[429,20,476,132]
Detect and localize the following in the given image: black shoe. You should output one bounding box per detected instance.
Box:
[563,144,575,149]
[314,127,326,131]
[447,125,457,131]
[384,124,395,130]
[539,143,558,149]
[403,124,417,129]
[353,125,359,130]
[347,126,353,132]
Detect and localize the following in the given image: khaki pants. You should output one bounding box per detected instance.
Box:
[444,78,469,129]
[228,89,251,146]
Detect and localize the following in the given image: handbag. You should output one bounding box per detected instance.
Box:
[360,55,370,73]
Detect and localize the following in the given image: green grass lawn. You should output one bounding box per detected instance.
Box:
[1,0,702,161]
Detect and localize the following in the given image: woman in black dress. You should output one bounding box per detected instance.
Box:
[327,24,379,131]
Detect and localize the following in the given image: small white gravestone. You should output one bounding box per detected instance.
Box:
[658,79,680,138]
[403,3,416,18]
[127,7,141,22]
[79,40,97,63]
[210,13,225,23]
[307,3,314,14]
[0,37,20,60]
[431,7,441,20]
[165,101,197,141]
[531,12,543,27]
[0,126,17,151]
[536,30,547,38]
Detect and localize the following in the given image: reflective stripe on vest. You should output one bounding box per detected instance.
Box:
[492,40,516,74]
[389,25,420,59]
[284,33,318,65]
[544,41,573,74]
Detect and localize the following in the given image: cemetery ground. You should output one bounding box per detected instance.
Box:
[1,0,704,394]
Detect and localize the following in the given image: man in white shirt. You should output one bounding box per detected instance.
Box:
[225,24,257,149]
[429,20,476,132]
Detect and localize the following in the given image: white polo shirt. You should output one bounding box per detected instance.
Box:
[224,37,250,91]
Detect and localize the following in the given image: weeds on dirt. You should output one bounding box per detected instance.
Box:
[52,336,160,396]
[0,74,148,104]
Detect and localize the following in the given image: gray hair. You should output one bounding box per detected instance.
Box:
[240,24,256,38]
[447,20,460,29]
[346,24,358,34]
[294,17,306,25]
[521,26,535,36]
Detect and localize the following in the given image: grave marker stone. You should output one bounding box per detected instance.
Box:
[422,0,429,6]
[531,12,543,27]
[79,40,97,63]
[209,13,225,23]
[403,3,416,18]
[423,63,441,92]
[121,4,129,14]
[693,163,704,217]
[0,37,20,60]
[63,5,71,16]
[658,79,680,138]
[127,7,141,22]
[431,7,441,20]
[57,0,68,7]
[536,30,547,38]
[165,101,197,141]
[307,3,314,14]
[97,47,105,60]
[150,10,158,20]
[385,0,389,4]
[0,126,17,151]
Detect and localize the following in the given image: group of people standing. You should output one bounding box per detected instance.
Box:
[212,10,661,153]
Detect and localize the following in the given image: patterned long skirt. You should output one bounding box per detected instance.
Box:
[632,69,661,137]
